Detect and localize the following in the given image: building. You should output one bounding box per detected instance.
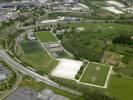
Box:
[0,74,6,81]
[27,30,36,40]
[63,0,78,4]
[0,64,10,81]
[17,33,25,42]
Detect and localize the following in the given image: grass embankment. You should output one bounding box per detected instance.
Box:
[107,75,133,100]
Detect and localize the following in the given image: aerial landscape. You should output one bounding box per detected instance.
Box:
[0,0,132,100]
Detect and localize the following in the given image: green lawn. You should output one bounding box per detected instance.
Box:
[19,40,58,75]
[107,75,133,100]
[70,23,133,37]
[80,63,110,86]
[37,31,58,43]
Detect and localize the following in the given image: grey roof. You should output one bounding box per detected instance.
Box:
[48,47,64,52]
[46,43,60,48]
[0,64,10,77]
[0,74,6,81]
[6,87,38,100]
[51,52,58,58]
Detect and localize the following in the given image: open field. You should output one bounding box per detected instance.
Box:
[107,75,133,100]
[80,63,110,86]
[69,23,133,34]
[19,40,58,74]
[36,31,58,43]
[119,56,133,77]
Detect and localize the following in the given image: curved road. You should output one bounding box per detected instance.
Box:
[0,50,82,96]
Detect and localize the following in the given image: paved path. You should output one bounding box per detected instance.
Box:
[0,64,22,100]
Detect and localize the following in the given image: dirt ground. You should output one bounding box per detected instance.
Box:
[101,51,123,66]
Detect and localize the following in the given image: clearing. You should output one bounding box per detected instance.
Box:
[51,59,83,80]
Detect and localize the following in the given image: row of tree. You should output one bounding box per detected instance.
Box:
[51,76,114,100]
[112,35,133,47]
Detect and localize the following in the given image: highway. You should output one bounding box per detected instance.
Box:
[18,18,133,30]
[0,50,82,96]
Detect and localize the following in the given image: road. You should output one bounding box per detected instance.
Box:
[0,50,82,96]
[0,68,22,100]
[18,18,133,30]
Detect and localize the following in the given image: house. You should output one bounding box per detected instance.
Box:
[0,64,10,81]
[27,30,36,40]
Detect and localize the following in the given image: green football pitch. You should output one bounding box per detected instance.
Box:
[80,62,110,86]
[37,31,58,43]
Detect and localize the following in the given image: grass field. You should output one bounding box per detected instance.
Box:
[107,75,133,100]
[20,40,43,54]
[119,56,133,77]
[37,31,58,43]
[19,40,58,75]
[70,23,133,37]
[80,63,110,86]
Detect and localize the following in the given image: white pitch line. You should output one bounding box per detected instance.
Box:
[78,62,113,88]
[79,62,89,81]
[78,81,105,88]
[91,61,112,67]
[103,66,113,88]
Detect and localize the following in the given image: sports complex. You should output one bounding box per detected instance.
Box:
[17,31,113,88]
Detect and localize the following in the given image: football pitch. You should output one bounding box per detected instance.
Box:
[20,40,43,54]
[37,31,58,43]
[80,62,110,86]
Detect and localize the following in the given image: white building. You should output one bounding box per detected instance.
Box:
[27,30,36,40]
